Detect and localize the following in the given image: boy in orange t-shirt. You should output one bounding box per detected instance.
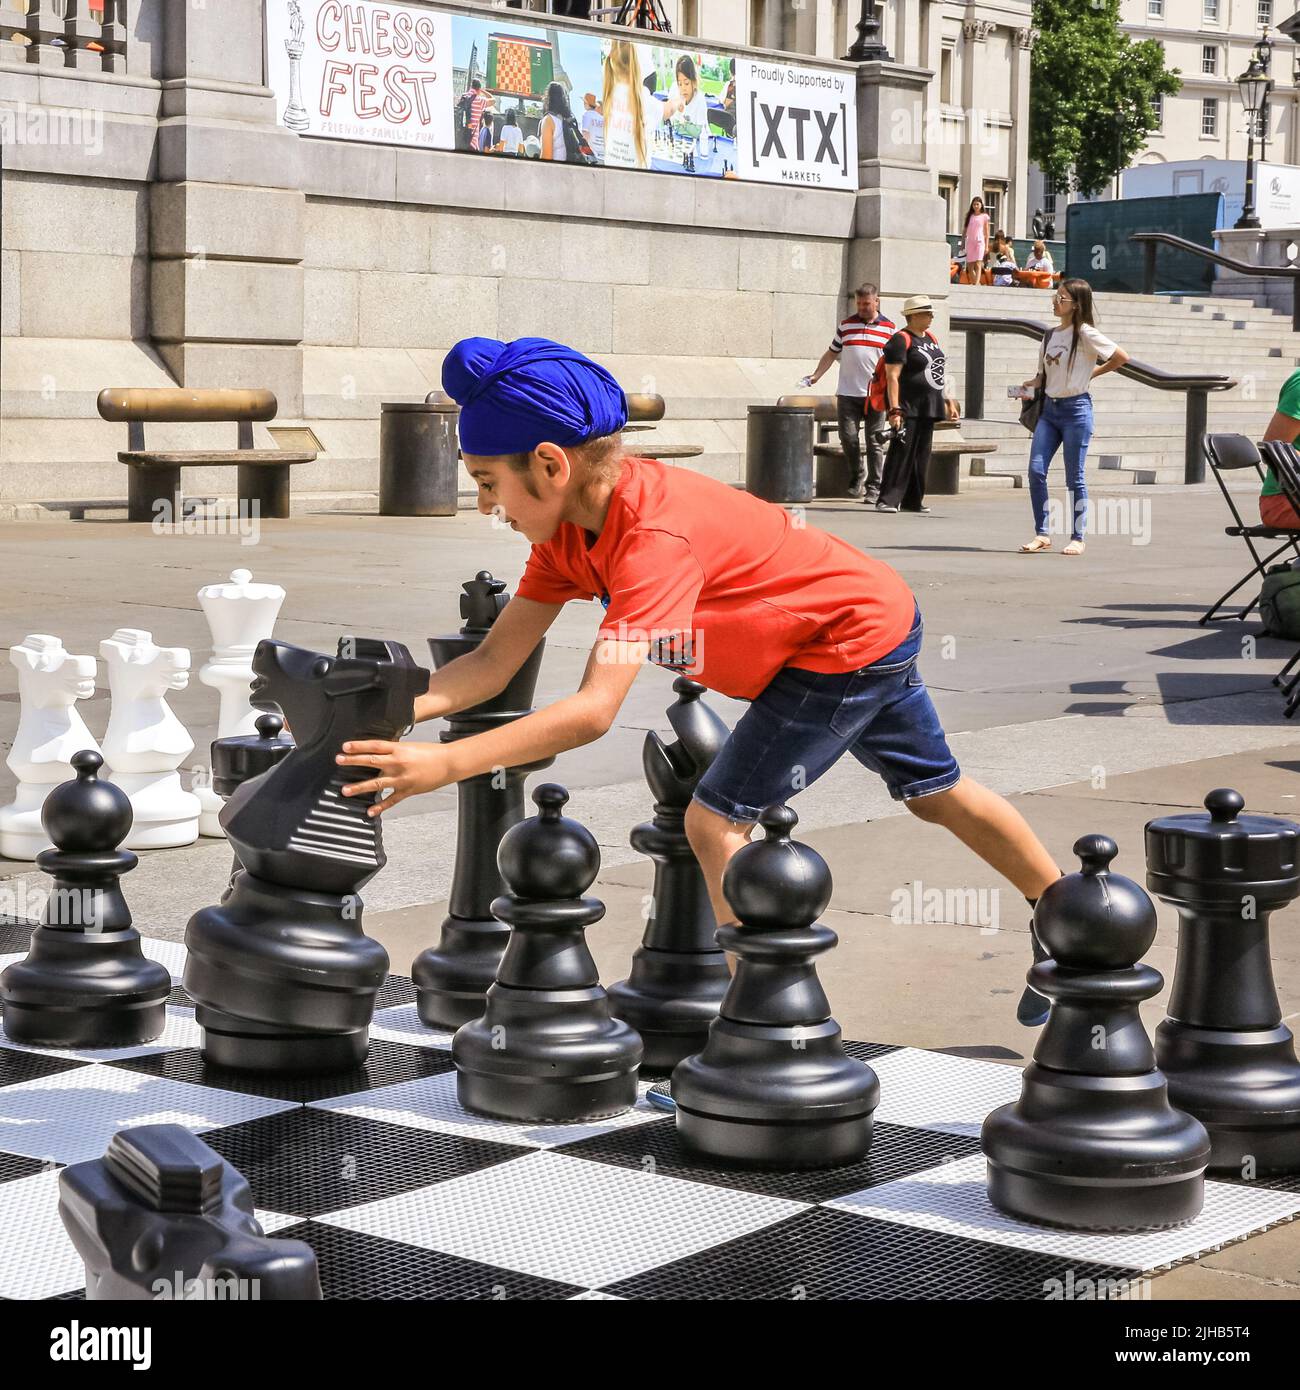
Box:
[337,338,1062,1026]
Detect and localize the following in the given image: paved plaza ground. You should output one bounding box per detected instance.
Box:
[1,478,1298,1299]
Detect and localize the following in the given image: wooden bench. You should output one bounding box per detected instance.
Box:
[97,388,317,523]
[776,393,999,496]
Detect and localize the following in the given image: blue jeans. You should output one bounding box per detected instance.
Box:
[1029,393,1093,540]
[692,603,961,822]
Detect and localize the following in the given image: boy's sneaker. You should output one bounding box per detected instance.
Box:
[645,1079,676,1113]
[1016,921,1051,1027]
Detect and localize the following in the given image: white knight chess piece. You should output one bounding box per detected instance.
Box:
[195,568,285,837]
[0,636,100,860]
[100,628,200,850]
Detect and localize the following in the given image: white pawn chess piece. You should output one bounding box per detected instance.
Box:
[0,636,100,860]
[99,628,201,850]
[194,568,286,837]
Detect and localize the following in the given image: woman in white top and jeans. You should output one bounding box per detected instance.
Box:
[1018,278,1129,556]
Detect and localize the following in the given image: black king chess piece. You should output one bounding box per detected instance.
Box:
[1147,789,1300,1175]
[184,637,428,1073]
[413,572,551,1029]
[672,804,879,1168]
[609,678,731,1071]
[0,750,170,1047]
[453,784,643,1120]
[982,835,1211,1230]
[60,1124,321,1300]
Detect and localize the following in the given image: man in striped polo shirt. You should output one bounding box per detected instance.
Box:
[803,284,896,503]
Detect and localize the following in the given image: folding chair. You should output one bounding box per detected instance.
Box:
[1200,434,1300,625]
[1255,441,1300,712]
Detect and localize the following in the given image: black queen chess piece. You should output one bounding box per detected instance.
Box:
[1147,789,1300,1175]
[672,803,879,1169]
[0,750,170,1047]
[60,1124,321,1300]
[608,677,732,1071]
[184,637,428,1073]
[453,784,643,1121]
[210,712,295,893]
[982,836,1211,1231]
[413,572,552,1029]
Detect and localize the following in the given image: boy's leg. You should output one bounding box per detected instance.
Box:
[684,798,753,929]
[903,777,1059,901]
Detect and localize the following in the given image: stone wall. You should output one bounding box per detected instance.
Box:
[0,0,950,507]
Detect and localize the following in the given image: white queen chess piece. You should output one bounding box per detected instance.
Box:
[195,568,286,837]
[99,628,201,850]
[0,636,100,861]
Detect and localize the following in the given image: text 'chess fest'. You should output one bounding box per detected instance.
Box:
[315,4,440,126]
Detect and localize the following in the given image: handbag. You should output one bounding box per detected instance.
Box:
[1018,329,1054,433]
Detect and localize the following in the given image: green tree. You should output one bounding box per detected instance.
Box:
[1030,0,1181,198]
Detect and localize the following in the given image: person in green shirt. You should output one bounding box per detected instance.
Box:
[1261,367,1300,527]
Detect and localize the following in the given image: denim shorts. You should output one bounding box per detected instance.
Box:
[693,603,962,823]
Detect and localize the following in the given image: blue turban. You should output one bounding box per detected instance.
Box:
[442,336,628,456]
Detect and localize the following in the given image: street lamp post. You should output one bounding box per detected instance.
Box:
[844,0,891,63]
[1236,57,1273,229]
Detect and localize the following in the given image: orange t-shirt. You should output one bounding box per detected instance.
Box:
[514,457,916,700]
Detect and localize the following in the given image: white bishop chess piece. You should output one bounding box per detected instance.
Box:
[0,635,100,860]
[99,628,200,850]
[195,568,286,837]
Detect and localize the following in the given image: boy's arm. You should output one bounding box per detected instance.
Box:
[338,634,651,816]
[413,595,563,723]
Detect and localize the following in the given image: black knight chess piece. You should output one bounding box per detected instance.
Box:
[60,1124,321,1300]
[0,750,170,1047]
[413,572,552,1029]
[982,835,1211,1230]
[184,637,428,1073]
[608,677,731,1071]
[1147,789,1300,1175]
[453,784,643,1120]
[672,804,879,1168]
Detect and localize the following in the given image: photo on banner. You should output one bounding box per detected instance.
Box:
[265,0,454,149]
[450,14,604,162]
[637,44,738,177]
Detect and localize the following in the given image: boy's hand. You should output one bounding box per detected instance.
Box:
[336,740,455,817]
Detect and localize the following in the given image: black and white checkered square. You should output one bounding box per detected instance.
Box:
[0,922,1297,1300]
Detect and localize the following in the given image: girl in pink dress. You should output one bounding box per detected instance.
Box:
[962,197,990,285]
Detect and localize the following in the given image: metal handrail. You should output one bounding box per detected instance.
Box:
[1130,230,1300,332]
[951,314,1237,485]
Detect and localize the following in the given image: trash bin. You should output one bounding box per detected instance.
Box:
[379,401,460,516]
[745,405,814,503]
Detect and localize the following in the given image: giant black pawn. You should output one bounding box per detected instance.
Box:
[60,1124,320,1300]
[672,804,879,1169]
[982,836,1210,1231]
[0,751,170,1048]
[453,784,643,1121]
[413,571,552,1030]
[609,678,731,1072]
[1148,789,1300,1175]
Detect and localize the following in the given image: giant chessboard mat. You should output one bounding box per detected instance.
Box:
[1,918,1297,1301]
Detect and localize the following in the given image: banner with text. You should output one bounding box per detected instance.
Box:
[265,0,856,189]
[267,0,455,148]
[734,57,857,189]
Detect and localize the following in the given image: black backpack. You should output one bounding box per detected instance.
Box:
[562,114,595,165]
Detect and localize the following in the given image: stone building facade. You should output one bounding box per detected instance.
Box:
[0,0,973,505]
